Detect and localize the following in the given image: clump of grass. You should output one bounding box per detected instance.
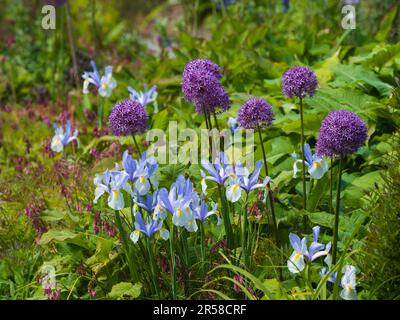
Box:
[361,132,400,299]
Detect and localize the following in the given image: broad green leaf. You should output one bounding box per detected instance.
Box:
[108,282,142,299]
[38,230,78,245]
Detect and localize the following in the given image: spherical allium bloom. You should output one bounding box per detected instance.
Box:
[183,59,222,82]
[316,110,368,158]
[237,98,274,130]
[282,66,318,99]
[109,99,148,136]
[182,59,230,115]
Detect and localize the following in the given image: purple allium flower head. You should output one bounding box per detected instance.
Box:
[282,66,318,99]
[237,98,274,130]
[109,99,148,136]
[182,59,230,115]
[316,110,368,158]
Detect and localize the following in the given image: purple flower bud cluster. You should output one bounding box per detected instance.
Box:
[316,110,368,158]
[182,59,230,115]
[25,203,47,235]
[282,66,318,99]
[84,108,97,123]
[109,99,149,136]
[92,211,117,237]
[237,98,274,130]
[233,274,244,293]
[44,288,61,300]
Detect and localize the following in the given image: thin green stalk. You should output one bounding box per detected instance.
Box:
[132,134,142,157]
[329,157,334,215]
[199,222,206,273]
[257,128,278,246]
[146,237,160,298]
[98,96,103,128]
[299,98,307,210]
[212,110,220,131]
[65,2,79,89]
[217,184,233,249]
[332,158,343,264]
[114,211,138,283]
[169,224,177,299]
[90,0,99,55]
[242,194,250,269]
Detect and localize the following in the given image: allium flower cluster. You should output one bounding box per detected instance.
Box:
[282,66,318,99]
[109,99,148,136]
[237,98,274,130]
[182,59,230,115]
[316,110,368,158]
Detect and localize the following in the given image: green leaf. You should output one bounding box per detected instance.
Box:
[331,64,393,96]
[375,6,398,42]
[108,282,142,299]
[40,210,66,222]
[38,230,78,245]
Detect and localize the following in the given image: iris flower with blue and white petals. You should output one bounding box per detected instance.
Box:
[340,265,358,300]
[287,226,331,274]
[158,176,197,231]
[319,254,337,284]
[192,196,218,222]
[129,212,169,244]
[292,143,328,180]
[225,160,270,203]
[201,152,233,185]
[82,60,117,97]
[122,151,158,195]
[93,169,133,210]
[51,120,79,153]
[128,84,158,112]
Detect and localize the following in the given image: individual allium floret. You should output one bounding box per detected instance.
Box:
[282,66,318,99]
[182,59,230,115]
[237,98,274,130]
[316,110,368,158]
[109,99,148,136]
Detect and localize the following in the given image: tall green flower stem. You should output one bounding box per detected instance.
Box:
[146,237,161,298]
[199,223,206,273]
[132,134,142,157]
[204,107,233,249]
[241,194,250,269]
[114,211,139,283]
[332,158,343,264]
[257,127,278,246]
[65,2,79,89]
[299,98,307,209]
[98,96,103,128]
[329,158,334,214]
[217,184,234,249]
[169,224,177,299]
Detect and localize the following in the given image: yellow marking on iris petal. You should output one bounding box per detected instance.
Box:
[314,162,320,168]
[102,82,107,89]
[134,230,140,236]
[232,184,239,192]
[177,208,182,217]
[293,252,302,261]
[113,190,119,199]
[139,176,145,183]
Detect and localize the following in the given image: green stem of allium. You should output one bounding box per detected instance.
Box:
[258,128,279,246]
[90,0,99,55]
[114,210,138,283]
[299,98,307,205]
[169,224,177,299]
[299,98,307,228]
[332,158,343,265]
[146,237,160,298]
[217,184,233,249]
[212,110,220,131]
[132,134,142,157]
[330,157,334,215]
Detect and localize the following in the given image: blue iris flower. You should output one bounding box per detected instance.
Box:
[51,120,79,153]
[292,143,329,180]
[201,152,233,185]
[128,84,158,113]
[82,60,116,97]
[130,212,169,243]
